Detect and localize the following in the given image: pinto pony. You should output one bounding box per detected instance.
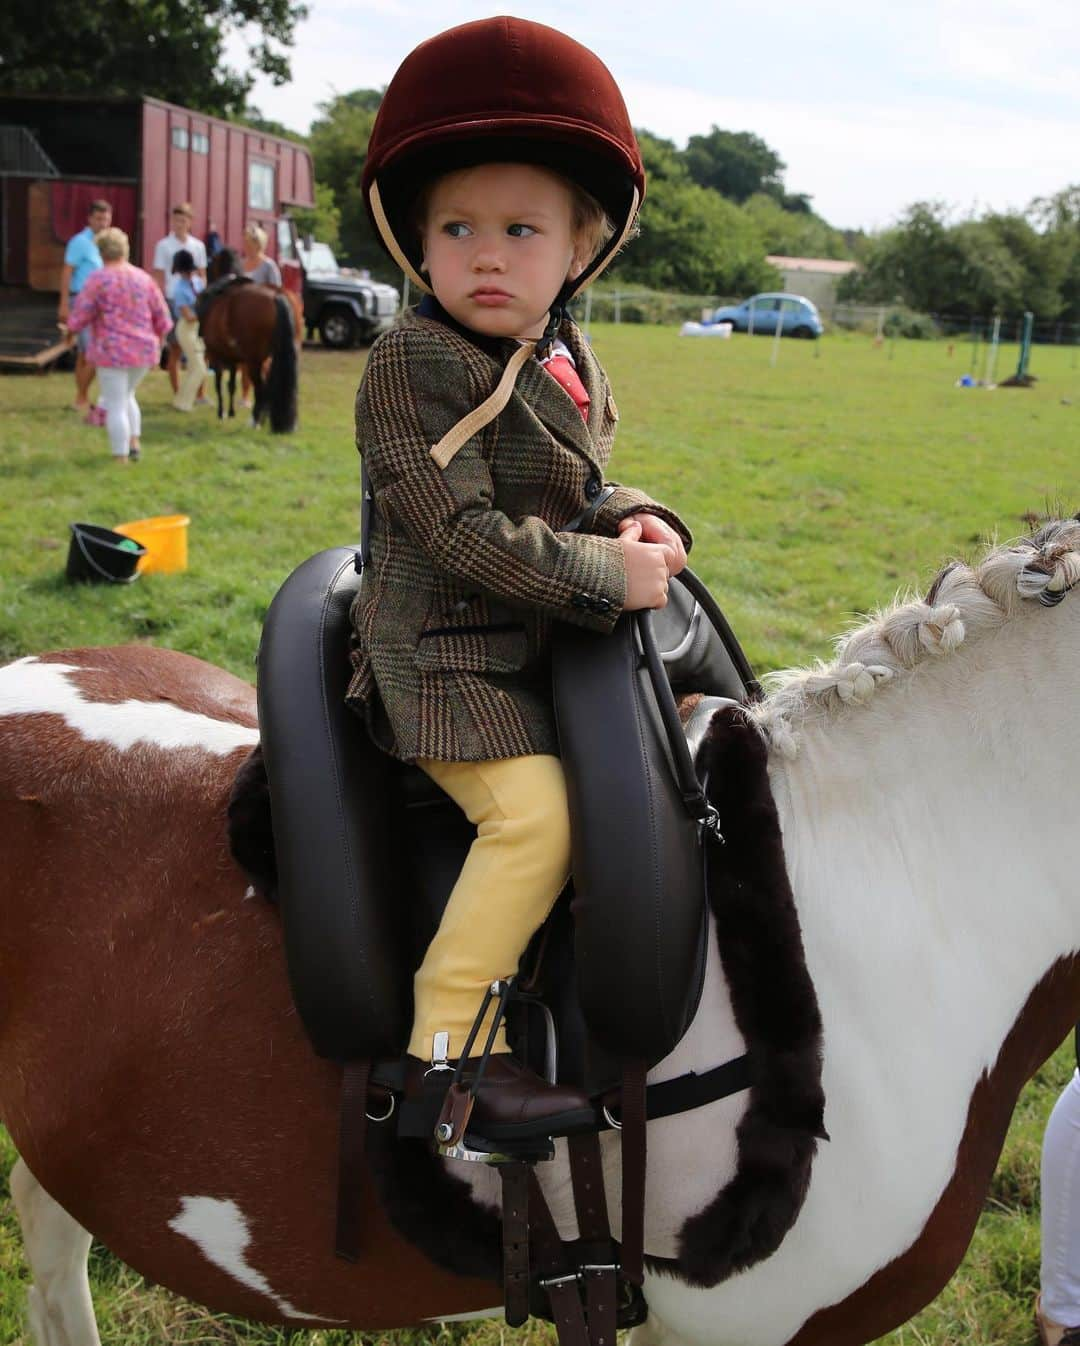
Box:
[4,521,1080,1346]
[199,249,300,433]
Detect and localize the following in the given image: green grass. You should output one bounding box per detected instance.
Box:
[2,327,1080,1343]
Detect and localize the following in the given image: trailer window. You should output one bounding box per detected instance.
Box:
[249,161,275,211]
[171,127,190,150]
[192,132,209,155]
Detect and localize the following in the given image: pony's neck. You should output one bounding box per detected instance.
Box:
[772,595,1080,1044]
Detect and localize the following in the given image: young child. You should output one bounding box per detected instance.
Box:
[170,250,208,412]
[347,16,692,1142]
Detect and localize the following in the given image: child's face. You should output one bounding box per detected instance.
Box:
[421,162,586,340]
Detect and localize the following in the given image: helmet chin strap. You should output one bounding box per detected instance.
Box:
[536,296,568,361]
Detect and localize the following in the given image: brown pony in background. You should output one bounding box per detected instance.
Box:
[199,249,301,433]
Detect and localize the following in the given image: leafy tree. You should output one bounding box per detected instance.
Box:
[290,182,342,253]
[740,193,853,261]
[683,127,785,204]
[635,129,692,186]
[306,90,389,275]
[615,173,776,295]
[1,0,306,119]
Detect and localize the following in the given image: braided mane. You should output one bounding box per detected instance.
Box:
[749,516,1080,759]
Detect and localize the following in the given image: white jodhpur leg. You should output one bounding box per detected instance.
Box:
[9,1157,101,1346]
[1042,1069,1080,1328]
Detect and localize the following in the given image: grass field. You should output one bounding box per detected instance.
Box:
[2,325,1079,1344]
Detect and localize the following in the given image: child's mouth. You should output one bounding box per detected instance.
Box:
[471,289,512,306]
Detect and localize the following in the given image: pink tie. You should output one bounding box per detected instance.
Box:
[543,354,590,422]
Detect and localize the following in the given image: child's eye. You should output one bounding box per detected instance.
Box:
[443,222,471,238]
[507,223,537,238]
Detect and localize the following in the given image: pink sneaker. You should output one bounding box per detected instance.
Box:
[84,406,107,427]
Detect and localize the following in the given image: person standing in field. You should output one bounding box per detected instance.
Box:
[170,249,208,413]
[57,199,111,418]
[347,16,690,1143]
[1038,1075,1080,1344]
[238,222,282,408]
[152,203,207,396]
[65,228,172,463]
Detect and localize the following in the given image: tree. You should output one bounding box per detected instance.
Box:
[740,193,853,261]
[683,127,786,204]
[615,171,777,295]
[0,0,306,119]
[306,90,388,274]
[290,182,342,253]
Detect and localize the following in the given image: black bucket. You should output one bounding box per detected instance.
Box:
[66,523,147,584]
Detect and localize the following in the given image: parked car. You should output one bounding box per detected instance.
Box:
[708,293,823,339]
[295,241,400,348]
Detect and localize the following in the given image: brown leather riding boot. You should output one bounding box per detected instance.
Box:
[408,1054,594,1144]
[462,1055,595,1141]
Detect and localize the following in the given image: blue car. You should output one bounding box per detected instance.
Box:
[709,292,824,339]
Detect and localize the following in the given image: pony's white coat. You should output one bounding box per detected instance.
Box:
[167,1197,345,1324]
[0,657,258,755]
[641,523,1080,1346]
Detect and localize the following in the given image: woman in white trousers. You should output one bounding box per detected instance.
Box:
[65,227,172,462]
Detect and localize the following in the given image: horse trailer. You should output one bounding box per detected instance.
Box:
[0,94,315,368]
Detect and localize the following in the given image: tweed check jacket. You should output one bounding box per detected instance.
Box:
[346,307,691,762]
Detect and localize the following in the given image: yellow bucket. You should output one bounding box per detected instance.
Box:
[114,515,190,574]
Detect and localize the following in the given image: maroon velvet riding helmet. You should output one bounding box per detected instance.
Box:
[362,16,646,301]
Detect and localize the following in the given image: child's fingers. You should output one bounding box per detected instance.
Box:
[618,517,643,540]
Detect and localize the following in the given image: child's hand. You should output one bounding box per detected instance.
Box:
[618,518,670,609]
[618,512,687,577]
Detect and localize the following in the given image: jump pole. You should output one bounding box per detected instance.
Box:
[983,316,1001,386]
[770,305,783,367]
[1015,311,1034,381]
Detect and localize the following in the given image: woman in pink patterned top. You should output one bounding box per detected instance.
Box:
[66,228,173,462]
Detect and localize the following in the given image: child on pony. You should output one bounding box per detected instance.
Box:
[347,16,691,1147]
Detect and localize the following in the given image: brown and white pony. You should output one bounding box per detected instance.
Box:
[3,520,1080,1346]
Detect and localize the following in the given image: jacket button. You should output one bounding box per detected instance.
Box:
[591,596,613,614]
[571,593,590,610]
[585,476,602,501]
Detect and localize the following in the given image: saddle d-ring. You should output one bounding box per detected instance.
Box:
[602,1104,622,1131]
[366,1093,396,1123]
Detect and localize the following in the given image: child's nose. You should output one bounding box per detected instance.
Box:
[472,236,507,271]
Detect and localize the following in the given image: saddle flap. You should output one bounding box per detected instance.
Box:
[258,548,412,1061]
[552,614,710,1065]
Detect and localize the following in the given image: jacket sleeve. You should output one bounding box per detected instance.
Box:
[589,486,693,550]
[358,327,626,632]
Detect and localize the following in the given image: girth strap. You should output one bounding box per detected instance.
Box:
[569,1134,617,1346]
[335,1059,372,1261]
[528,1169,591,1346]
[618,1060,648,1287]
[501,1163,532,1327]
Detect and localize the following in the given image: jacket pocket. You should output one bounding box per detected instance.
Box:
[415,623,528,673]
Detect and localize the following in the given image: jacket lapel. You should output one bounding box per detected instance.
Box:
[563,321,609,444]
[513,348,602,469]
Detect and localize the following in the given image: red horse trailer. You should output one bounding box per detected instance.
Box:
[0,94,314,366]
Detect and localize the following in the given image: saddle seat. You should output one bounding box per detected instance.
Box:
[254,547,757,1097]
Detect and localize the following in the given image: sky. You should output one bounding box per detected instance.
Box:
[227,0,1080,233]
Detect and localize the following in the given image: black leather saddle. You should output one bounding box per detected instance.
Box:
[255,547,757,1090]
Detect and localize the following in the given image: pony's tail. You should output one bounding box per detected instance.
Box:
[267,295,298,433]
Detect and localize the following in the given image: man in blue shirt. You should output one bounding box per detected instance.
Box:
[58,199,111,414]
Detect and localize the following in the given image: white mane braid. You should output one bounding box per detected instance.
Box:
[749,516,1080,759]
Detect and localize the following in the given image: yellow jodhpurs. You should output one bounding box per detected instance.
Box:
[408,754,571,1061]
[173,316,207,411]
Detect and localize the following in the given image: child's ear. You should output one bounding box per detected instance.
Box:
[566,243,589,283]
